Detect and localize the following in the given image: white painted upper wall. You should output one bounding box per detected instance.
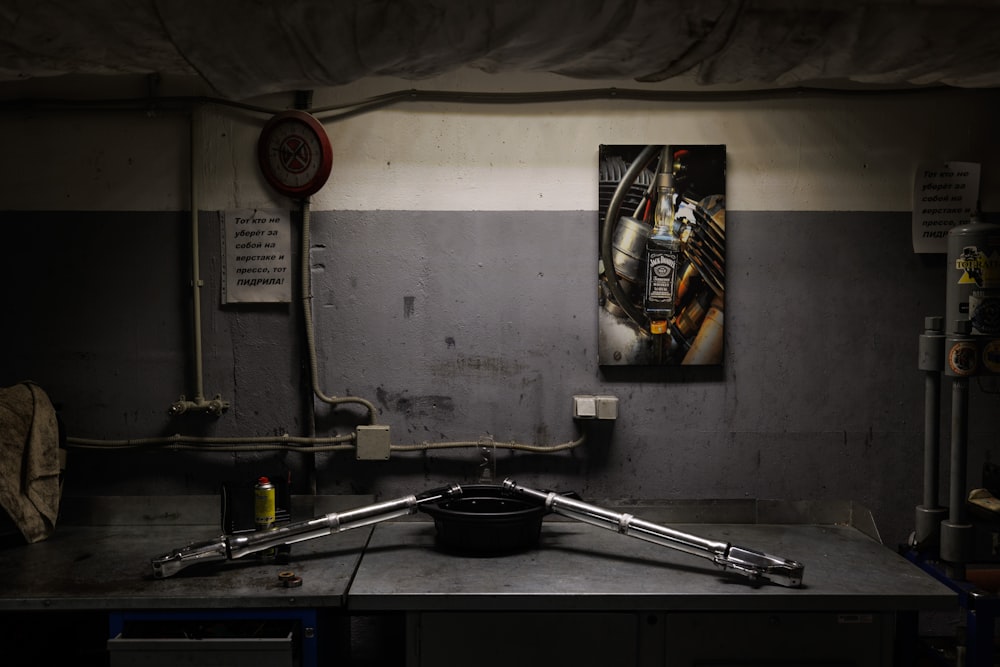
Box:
[1,70,997,212]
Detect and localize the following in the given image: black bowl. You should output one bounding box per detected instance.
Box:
[419,484,547,555]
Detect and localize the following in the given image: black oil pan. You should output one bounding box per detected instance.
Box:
[419,484,547,555]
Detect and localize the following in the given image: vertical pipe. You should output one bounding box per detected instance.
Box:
[923,371,941,508]
[300,199,318,496]
[940,322,974,572]
[190,108,205,403]
[950,376,969,525]
[915,316,947,550]
[169,106,227,417]
[299,198,378,421]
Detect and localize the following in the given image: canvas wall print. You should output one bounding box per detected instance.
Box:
[598,144,726,366]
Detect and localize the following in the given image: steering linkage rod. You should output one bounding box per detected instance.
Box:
[502,478,804,587]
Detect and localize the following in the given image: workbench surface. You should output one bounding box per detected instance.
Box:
[0,495,373,611]
[348,519,957,613]
[0,496,956,616]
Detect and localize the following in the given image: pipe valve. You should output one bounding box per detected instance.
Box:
[169,395,230,417]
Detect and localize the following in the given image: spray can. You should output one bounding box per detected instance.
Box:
[254,476,276,532]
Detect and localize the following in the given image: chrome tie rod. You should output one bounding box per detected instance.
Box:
[151,484,461,578]
[151,479,803,587]
[502,478,804,587]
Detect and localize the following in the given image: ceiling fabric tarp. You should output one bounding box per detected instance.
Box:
[1,0,999,99]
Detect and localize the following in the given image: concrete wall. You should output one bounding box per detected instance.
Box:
[2,71,999,547]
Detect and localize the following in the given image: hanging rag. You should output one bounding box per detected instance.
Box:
[0,382,62,543]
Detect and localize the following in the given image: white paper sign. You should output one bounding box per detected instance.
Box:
[222,209,292,303]
[912,161,980,253]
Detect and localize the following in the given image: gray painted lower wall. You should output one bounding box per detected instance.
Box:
[2,209,994,548]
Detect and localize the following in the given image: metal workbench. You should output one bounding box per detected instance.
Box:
[347,499,957,667]
[0,494,373,667]
[0,496,950,613]
[0,495,373,611]
[349,512,954,612]
[0,496,959,666]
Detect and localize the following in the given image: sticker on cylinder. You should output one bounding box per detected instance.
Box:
[949,342,979,376]
[970,290,1000,335]
[984,339,1000,374]
[956,247,1000,287]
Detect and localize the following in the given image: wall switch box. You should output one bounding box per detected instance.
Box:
[595,395,618,420]
[574,394,618,420]
[573,394,618,419]
[573,395,598,419]
[356,424,391,460]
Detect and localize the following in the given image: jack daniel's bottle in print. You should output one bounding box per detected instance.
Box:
[644,153,681,335]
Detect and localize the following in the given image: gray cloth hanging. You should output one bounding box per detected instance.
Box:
[0,382,62,543]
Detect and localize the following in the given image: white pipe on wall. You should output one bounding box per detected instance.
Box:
[168,106,229,417]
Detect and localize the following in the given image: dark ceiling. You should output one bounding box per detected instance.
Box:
[2,1,1000,100]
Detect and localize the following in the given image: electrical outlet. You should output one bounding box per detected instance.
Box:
[573,395,597,419]
[595,395,618,420]
[573,394,618,420]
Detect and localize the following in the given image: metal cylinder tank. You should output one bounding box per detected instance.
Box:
[945,211,1000,335]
